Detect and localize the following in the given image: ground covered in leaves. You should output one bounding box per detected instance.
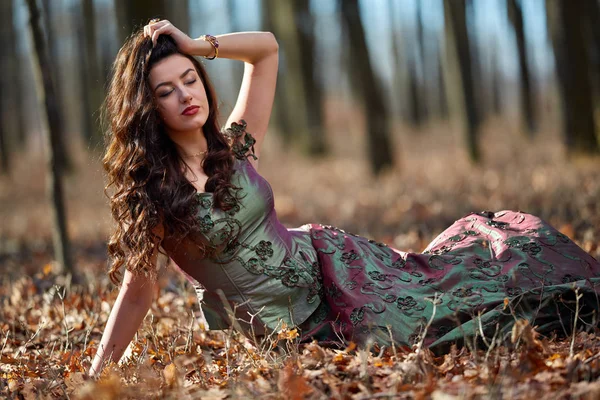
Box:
[1,115,600,398]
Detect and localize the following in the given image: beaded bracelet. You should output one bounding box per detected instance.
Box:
[200,34,219,60]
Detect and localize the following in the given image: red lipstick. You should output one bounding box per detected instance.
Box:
[182,106,199,115]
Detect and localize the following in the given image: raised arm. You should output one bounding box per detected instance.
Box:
[144,22,279,164]
[197,32,279,161]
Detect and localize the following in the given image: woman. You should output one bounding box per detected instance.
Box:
[90,19,600,376]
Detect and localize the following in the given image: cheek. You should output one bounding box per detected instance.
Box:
[157,101,178,122]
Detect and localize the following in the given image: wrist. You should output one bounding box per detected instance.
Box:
[193,36,218,59]
[191,38,213,58]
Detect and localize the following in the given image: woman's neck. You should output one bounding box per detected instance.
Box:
[168,127,208,159]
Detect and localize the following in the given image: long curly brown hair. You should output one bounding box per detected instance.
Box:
[103,30,240,284]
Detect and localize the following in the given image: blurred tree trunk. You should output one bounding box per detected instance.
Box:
[2,0,27,154]
[415,0,427,123]
[26,0,73,274]
[116,0,167,41]
[546,0,599,154]
[407,62,423,127]
[167,1,189,36]
[41,0,71,173]
[490,37,503,115]
[583,0,600,117]
[467,0,486,123]
[507,0,536,135]
[0,87,8,173]
[340,0,394,174]
[76,0,105,150]
[292,0,327,155]
[96,3,117,84]
[405,2,424,127]
[226,0,246,103]
[262,0,313,152]
[261,0,293,146]
[436,43,449,119]
[443,0,480,162]
[387,0,408,119]
[0,0,14,173]
[584,0,600,77]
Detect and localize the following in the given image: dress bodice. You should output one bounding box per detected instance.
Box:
[163,127,321,335]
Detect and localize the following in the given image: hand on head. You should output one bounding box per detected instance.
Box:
[143,18,196,54]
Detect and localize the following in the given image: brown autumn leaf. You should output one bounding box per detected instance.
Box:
[65,371,86,394]
[277,362,314,400]
[163,363,178,388]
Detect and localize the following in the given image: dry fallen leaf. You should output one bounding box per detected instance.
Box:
[163,363,178,388]
[277,362,314,400]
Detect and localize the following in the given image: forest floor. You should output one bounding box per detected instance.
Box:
[1,115,600,399]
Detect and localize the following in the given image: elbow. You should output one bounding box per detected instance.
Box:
[265,31,279,55]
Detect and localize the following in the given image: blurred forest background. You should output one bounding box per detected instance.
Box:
[0,0,599,275]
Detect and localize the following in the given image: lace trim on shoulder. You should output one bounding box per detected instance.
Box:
[222,119,258,161]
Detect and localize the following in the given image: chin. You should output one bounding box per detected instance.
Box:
[180,116,208,130]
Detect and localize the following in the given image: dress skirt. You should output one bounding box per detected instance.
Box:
[297,211,600,352]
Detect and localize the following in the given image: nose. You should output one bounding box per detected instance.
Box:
[179,87,193,103]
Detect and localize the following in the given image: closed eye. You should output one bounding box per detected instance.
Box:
[158,80,197,97]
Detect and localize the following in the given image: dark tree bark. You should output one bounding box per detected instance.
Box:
[116,0,167,41]
[546,0,599,154]
[262,0,312,151]
[167,0,189,36]
[408,61,423,127]
[25,0,74,274]
[0,0,13,173]
[76,0,106,150]
[443,0,480,162]
[41,0,71,173]
[583,0,600,115]
[386,0,407,118]
[490,37,503,115]
[226,0,246,103]
[584,0,600,84]
[340,0,394,174]
[436,42,449,119]
[0,87,8,173]
[466,0,486,123]
[507,0,536,135]
[415,0,428,122]
[292,0,327,155]
[3,0,27,151]
[261,0,293,146]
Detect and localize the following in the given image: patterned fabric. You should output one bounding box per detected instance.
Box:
[298,213,600,352]
[169,121,600,352]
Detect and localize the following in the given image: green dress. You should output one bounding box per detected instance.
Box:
[164,122,600,352]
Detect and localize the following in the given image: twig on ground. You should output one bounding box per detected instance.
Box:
[414,292,440,357]
[386,325,397,359]
[55,285,72,352]
[570,287,583,358]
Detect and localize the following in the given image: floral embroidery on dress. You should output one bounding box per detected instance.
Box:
[222,119,258,161]
[396,296,425,314]
[522,242,542,256]
[340,250,360,265]
[198,214,214,233]
[254,240,274,260]
[196,193,324,304]
[197,195,212,210]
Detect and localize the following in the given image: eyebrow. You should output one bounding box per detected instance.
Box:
[153,68,195,91]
